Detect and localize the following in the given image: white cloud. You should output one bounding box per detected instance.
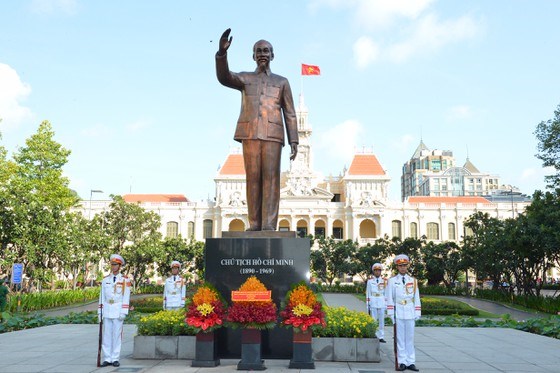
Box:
[310,0,434,28]
[125,119,150,133]
[355,0,435,30]
[521,168,536,180]
[0,63,33,131]
[353,36,380,69]
[387,14,479,63]
[446,105,473,121]
[29,0,77,15]
[316,119,364,161]
[392,134,415,153]
[80,123,113,138]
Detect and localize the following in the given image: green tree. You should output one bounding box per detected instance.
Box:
[352,238,391,281]
[310,237,357,285]
[388,237,425,280]
[518,190,560,295]
[1,121,78,290]
[158,236,205,280]
[462,212,507,290]
[422,241,462,288]
[60,212,109,289]
[535,104,560,189]
[100,195,163,289]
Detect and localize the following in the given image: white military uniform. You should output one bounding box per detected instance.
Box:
[98,273,131,364]
[366,275,387,340]
[387,273,421,367]
[163,275,186,310]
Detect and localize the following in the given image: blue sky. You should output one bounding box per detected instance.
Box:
[0,0,558,202]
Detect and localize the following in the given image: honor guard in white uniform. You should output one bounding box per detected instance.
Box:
[387,254,421,372]
[98,254,131,368]
[366,262,387,342]
[163,261,186,310]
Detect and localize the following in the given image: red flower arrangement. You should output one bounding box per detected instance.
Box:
[226,276,277,330]
[185,282,226,333]
[280,282,326,332]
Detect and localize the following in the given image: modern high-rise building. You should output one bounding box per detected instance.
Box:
[401,141,502,201]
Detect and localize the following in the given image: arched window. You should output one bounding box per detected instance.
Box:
[448,222,456,240]
[359,219,376,238]
[203,219,213,239]
[332,220,344,239]
[410,222,418,239]
[187,221,195,238]
[296,219,308,238]
[314,219,326,238]
[427,222,439,240]
[229,219,245,232]
[392,220,402,239]
[278,219,290,232]
[166,221,178,238]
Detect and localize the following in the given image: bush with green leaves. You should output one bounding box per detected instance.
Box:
[420,285,470,296]
[421,297,479,316]
[313,306,376,338]
[6,288,100,312]
[137,310,197,336]
[131,296,166,313]
[135,284,165,295]
[311,283,366,294]
[474,289,560,314]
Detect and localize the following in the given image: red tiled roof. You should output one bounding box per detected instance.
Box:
[408,196,491,204]
[123,194,189,203]
[347,154,386,175]
[219,153,245,175]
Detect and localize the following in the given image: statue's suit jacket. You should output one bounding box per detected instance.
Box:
[215,53,298,146]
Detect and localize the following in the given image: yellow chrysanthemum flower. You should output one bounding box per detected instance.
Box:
[197,303,215,316]
[292,303,313,317]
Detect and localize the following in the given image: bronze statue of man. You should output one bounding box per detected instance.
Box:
[216,28,298,231]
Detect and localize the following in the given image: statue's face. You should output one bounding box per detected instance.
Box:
[253,40,274,68]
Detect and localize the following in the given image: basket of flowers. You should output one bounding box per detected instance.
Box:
[185,282,226,367]
[227,276,277,370]
[280,282,326,369]
[226,276,277,330]
[185,282,226,333]
[280,282,326,333]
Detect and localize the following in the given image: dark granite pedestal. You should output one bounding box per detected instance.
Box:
[205,232,311,359]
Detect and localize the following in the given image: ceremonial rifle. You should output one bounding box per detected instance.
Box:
[393,280,399,371]
[97,284,103,367]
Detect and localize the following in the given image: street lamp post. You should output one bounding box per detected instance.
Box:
[89,189,104,219]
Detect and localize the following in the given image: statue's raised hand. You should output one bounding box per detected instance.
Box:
[218,28,233,56]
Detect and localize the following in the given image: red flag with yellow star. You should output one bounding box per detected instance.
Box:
[301,64,320,76]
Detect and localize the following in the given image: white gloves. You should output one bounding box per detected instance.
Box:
[118,314,126,321]
[98,314,102,323]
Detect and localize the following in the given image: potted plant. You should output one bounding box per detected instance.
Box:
[185,282,226,367]
[280,282,326,369]
[226,276,277,370]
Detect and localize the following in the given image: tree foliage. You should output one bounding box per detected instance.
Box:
[100,195,163,289]
[535,104,560,189]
